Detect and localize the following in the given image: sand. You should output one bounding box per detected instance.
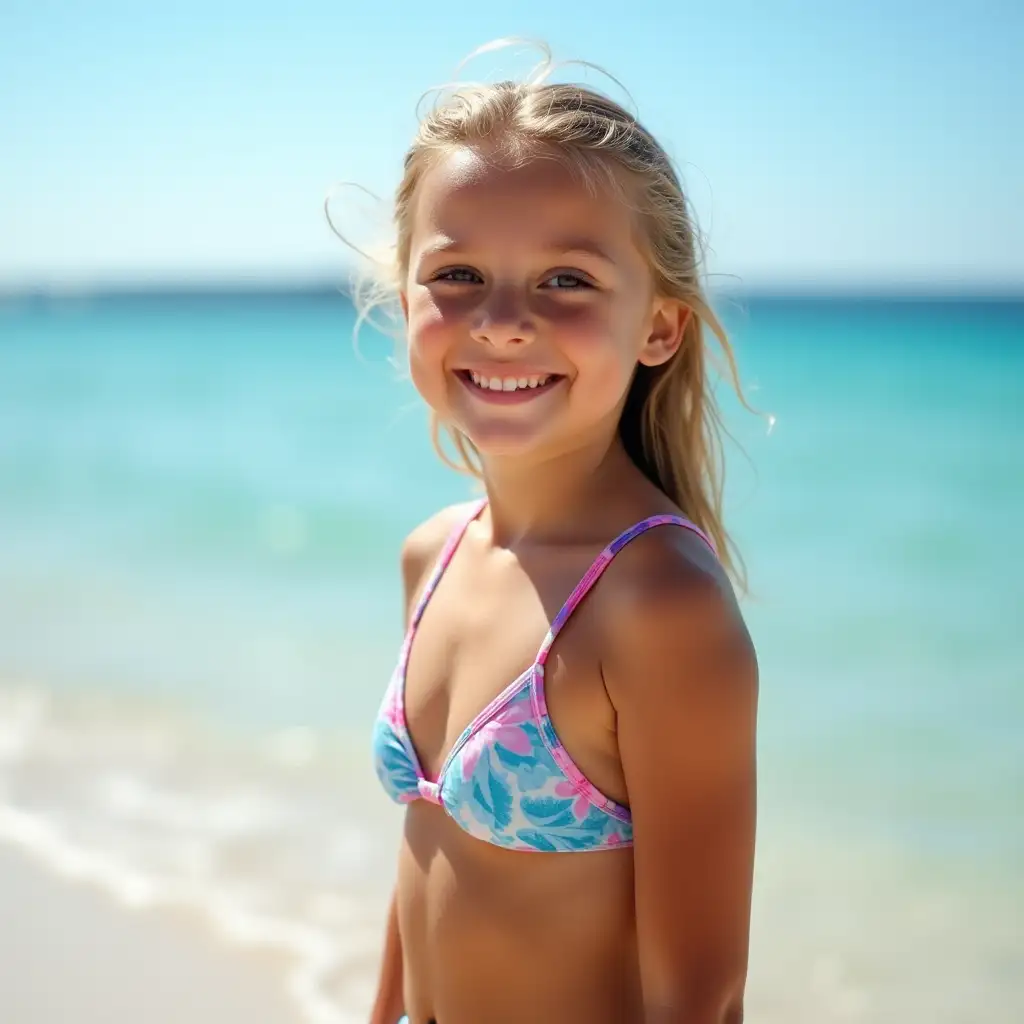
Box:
[0,844,305,1024]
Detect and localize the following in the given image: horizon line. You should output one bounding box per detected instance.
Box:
[2,275,1022,304]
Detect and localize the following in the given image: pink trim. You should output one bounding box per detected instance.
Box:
[396,503,716,829]
[433,666,533,785]
[417,778,442,804]
[399,499,487,680]
[528,514,717,825]
[530,663,632,824]
[396,499,487,780]
[536,514,715,668]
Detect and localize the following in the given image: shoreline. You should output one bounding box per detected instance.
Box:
[1,678,1022,1022]
[0,840,305,1024]
[0,684,393,1024]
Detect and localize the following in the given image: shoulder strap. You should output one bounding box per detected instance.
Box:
[535,515,716,667]
[408,498,488,629]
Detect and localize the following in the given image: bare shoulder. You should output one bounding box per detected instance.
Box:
[600,522,757,711]
[601,522,757,1018]
[400,501,478,611]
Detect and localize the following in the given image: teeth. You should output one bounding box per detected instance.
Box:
[467,371,551,392]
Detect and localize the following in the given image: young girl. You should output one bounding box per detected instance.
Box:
[360,47,758,1024]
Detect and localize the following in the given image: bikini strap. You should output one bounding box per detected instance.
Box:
[408,497,488,630]
[535,515,717,668]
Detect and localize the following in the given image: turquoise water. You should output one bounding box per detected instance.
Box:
[1,290,1022,1019]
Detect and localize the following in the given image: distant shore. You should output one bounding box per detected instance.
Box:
[2,277,1022,304]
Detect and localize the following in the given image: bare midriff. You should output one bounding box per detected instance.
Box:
[397,801,642,1024]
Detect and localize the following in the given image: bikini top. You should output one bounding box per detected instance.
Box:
[371,499,717,853]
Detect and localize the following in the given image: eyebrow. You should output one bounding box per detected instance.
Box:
[416,236,619,266]
[549,239,619,266]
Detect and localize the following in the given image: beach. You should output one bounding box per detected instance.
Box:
[1,290,1021,1022]
[0,843,303,1024]
[1,694,1018,1023]
[0,681,398,1023]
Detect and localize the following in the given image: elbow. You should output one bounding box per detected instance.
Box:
[645,980,745,1024]
[716,996,744,1024]
[647,1003,743,1024]
[640,936,749,1023]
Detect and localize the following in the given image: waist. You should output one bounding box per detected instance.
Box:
[397,816,639,1023]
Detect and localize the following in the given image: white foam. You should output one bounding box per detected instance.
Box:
[0,687,393,1024]
[0,690,48,764]
[0,798,384,1023]
[265,727,320,768]
[8,686,1016,1021]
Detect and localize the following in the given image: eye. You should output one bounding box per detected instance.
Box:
[542,272,592,290]
[432,267,482,284]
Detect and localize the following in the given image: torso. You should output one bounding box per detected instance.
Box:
[386,497,714,1024]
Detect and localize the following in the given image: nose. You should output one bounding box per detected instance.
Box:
[469,286,536,349]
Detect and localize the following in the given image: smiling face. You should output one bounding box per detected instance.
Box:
[400,146,687,463]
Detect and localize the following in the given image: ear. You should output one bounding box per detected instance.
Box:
[638,299,691,367]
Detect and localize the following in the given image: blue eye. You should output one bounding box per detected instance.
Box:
[434,268,481,283]
[545,272,590,289]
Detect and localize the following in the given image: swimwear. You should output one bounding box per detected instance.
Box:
[372,499,715,852]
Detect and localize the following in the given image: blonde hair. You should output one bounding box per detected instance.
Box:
[332,44,754,589]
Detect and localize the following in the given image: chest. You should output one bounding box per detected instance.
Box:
[402,545,617,789]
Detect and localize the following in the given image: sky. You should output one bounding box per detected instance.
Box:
[1,1,1021,292]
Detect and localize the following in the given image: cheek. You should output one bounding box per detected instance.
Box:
[407,291,449,358]
[555,307,641,392]
[406,295,455,408]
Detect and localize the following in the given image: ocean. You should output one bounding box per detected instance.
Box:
[1,289,1021,1021]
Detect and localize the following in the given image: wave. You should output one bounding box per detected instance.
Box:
[0,684,400,1023]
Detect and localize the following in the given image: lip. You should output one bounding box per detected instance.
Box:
[455,365,561,378]
[454,369,564,405]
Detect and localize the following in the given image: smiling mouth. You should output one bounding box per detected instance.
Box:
[456,370,563,395]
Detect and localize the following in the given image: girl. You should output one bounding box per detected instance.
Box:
[360,46,758,1024]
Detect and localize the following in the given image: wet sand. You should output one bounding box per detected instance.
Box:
[0,844,304,1024]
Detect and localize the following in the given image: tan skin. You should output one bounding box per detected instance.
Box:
[369,147,758,1024]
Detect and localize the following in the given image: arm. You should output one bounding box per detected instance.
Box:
[604,544,758,1024]
[368,887,405,1024]
[368,502,475,1024]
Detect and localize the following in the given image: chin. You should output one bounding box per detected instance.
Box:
[451,420,554,461]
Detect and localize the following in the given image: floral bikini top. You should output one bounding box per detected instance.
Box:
[371,499,716,853]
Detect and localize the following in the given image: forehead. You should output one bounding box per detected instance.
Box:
[410,146,640,257]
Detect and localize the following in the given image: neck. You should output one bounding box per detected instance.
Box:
[480,433,635,548]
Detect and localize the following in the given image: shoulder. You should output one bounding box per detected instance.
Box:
[600,521,757,719]
[601,522,757,1016]
[400,500,479,607]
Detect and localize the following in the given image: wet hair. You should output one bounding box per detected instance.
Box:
[330,42,755,588]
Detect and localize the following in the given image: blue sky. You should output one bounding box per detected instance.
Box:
[2,1,1020,291]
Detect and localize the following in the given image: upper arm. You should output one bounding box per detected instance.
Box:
[399,502,474,627]
[603,540,758,1023]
